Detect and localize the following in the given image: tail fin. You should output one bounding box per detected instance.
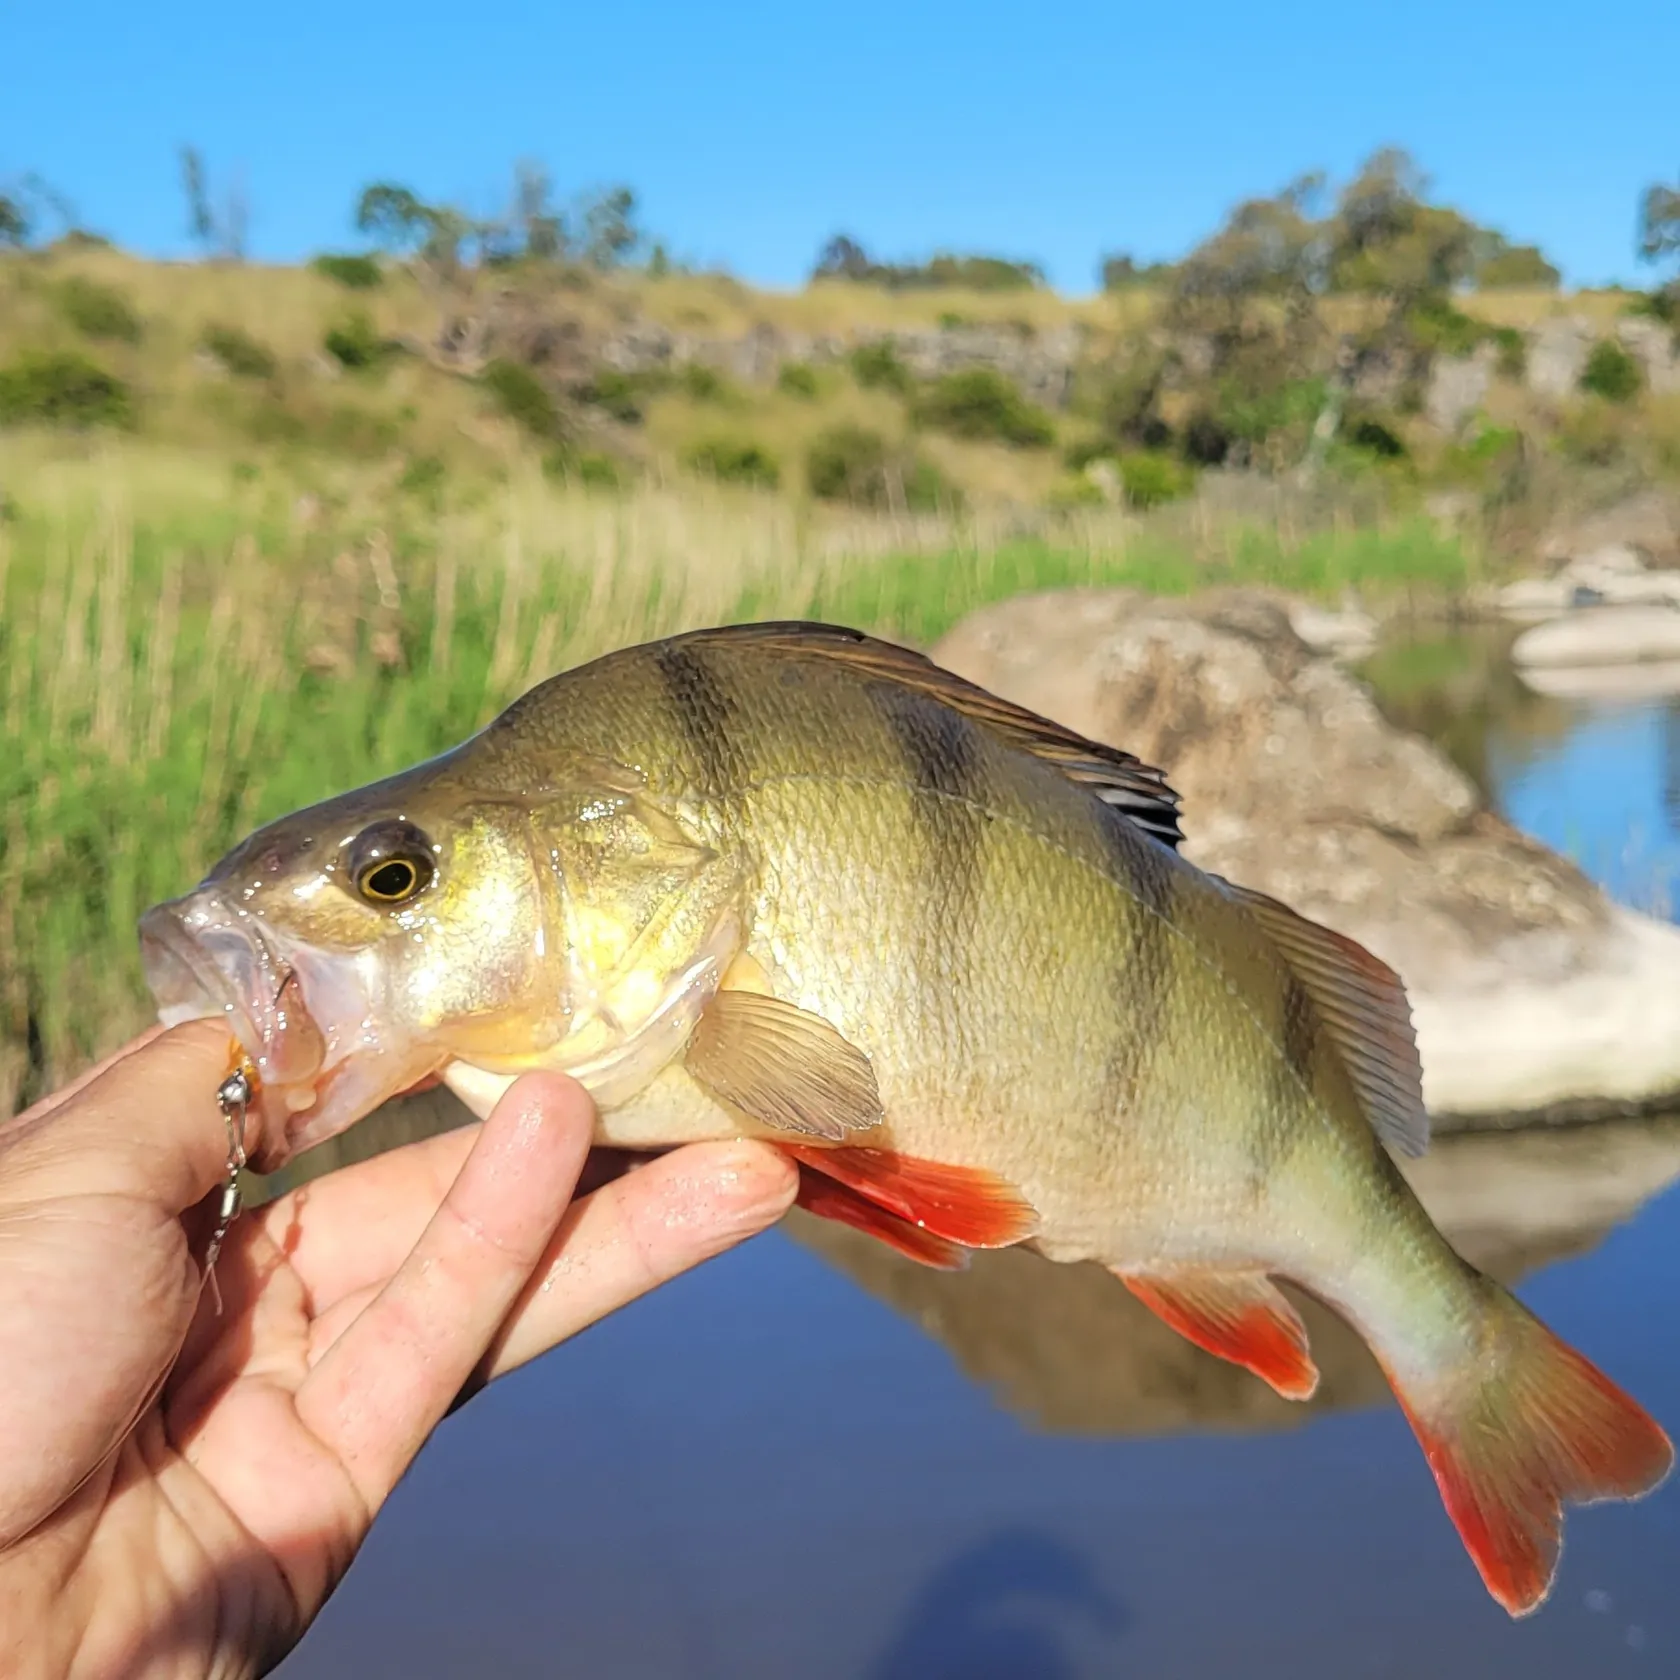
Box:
[1387,1287,1672,1617]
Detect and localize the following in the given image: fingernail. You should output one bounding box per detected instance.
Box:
[711,1143,799,1227]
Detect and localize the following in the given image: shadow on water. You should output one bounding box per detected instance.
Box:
[868,1529,1125,1680]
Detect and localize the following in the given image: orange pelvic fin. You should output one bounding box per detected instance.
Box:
[1117,1269,1321,1401]
[783,1145,1038,1249]
[1385,1312,1673,1617]
[794,1164,970,1270]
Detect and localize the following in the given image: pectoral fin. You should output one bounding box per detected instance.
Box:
[1115,1269,1321,1400]
[684,990,884,1141]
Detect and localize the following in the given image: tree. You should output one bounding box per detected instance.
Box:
[1640,178,1680,268]
[812,234,873,281]
[0,193,28,249]
[579,186,639,268]
[180,146,214,253]
[512,159,564,260]
[354,183,436,256]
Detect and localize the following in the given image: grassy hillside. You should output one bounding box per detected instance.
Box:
[1,233,1676,1108]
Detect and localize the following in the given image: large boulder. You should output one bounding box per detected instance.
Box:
[931,588,1680,1126]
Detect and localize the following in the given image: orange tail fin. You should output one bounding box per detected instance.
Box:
[1387,1291,1672,1617]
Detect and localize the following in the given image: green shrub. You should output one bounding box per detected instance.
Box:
[1490,326,1526,380]
[1060,435,1115,472]
[1555,398,1631,466]
[55,276,143,344]
[805,423,949,509]
[575,368,663,424]
[543,447,624,489]
[776,360,819,399]
[1117,451,1194,509]
[914,368,1055,447]
[312,252,383,290]
[1346,417,1407,459]
[683,436,780,488]
[201,323,276,380]
[849,340,913,394]
[397,454,446,497]
[1405,298,1485,357]
[322,311,391,371]
[0,351,134,428]
[677,362,736,403]
[1579,339,1642,403]
[482,358,562,438]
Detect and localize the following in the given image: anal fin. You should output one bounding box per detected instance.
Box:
[784,1145,1038,1249]
[794,1165,970,1270]
[1116,1269,1320,1401]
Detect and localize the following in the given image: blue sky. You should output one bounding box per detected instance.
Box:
[4,0,1677,292]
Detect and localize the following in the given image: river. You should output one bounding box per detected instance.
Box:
[277,627,1680,1679]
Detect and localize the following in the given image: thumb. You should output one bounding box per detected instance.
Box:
[0,1021,250,1217]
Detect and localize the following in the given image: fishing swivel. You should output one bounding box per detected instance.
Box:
[203,1063,255,1315]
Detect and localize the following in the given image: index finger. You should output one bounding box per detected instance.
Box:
[0,1020,249,1216]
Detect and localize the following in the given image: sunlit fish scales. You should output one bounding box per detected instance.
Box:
[138,620,1673,1615]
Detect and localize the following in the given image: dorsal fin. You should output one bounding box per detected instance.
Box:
[1219,878,1430,1157]
[667,621,1185,850]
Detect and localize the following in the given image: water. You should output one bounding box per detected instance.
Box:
[278,633,1680,1679]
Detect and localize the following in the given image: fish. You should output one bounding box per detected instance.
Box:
[138,620,1672,1614]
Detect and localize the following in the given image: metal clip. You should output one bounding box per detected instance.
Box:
[203,1065,254,1315]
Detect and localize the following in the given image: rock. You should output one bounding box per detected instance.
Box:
[1616,316,1680,395]
[1517,661,1680,702]
[1512,604,1680,669]
[1286,600,1378,659]
[930,587,1680,1125]
[1525,315,1596,398]
[1425,344,1496,433]
[1543,489,1680,571]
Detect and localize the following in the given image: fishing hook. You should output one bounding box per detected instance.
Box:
[203,1063,254,1315]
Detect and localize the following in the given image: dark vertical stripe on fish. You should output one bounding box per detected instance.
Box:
[1097,806,1178,1116]
[652,641,737,796]
[1248,970,1321,1187]
[874,686,990,999]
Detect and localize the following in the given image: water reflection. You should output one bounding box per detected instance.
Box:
[869,1530,1124,1680]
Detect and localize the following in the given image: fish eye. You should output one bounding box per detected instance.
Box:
[348,820,437,907]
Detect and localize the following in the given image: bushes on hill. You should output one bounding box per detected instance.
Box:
[684,437,780,488]
[200,323,276,380]
[312,252,383,289]
[805,423,950,509]
[55,277,143,344]
[482,358,563,438]
[0,351,134,427]
[1579,340,1642,403]
[914,368,1054,447]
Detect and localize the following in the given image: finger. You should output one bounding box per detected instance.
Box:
[293,1072,591,1514]
[261,1111,649,1318]
[0,1020,243,1214]
[6,1024,168,1127]
[473,1138,795,1389]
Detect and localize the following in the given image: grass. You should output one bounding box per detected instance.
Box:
[0,435,1483,1111]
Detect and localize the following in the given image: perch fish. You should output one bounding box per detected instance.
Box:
[139,621,1672,1615]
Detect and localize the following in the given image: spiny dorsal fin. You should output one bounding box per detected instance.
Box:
[1220,878,1430,1157]
[669,621,1186,850]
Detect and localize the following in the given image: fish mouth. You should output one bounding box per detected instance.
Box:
[139,896,440,1170]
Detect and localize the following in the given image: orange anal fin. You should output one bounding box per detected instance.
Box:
[784,1145,1038,1248]
[1384,1321,1673,1617]
[794,1165,970,1270]
[1117,1270,1321,1401]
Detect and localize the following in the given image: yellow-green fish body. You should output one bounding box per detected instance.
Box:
[139,622,1671,1615]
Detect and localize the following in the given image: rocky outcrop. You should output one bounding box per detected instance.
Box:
[1525,315,1596,398]
[930,588,1680,1126]
[594,317,1085,406]
[1616,316,1680,395]
[1425,344,1496,433]
[1513,603,1680,670]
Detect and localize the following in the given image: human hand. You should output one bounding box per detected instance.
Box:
[0,1022,797,1679]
